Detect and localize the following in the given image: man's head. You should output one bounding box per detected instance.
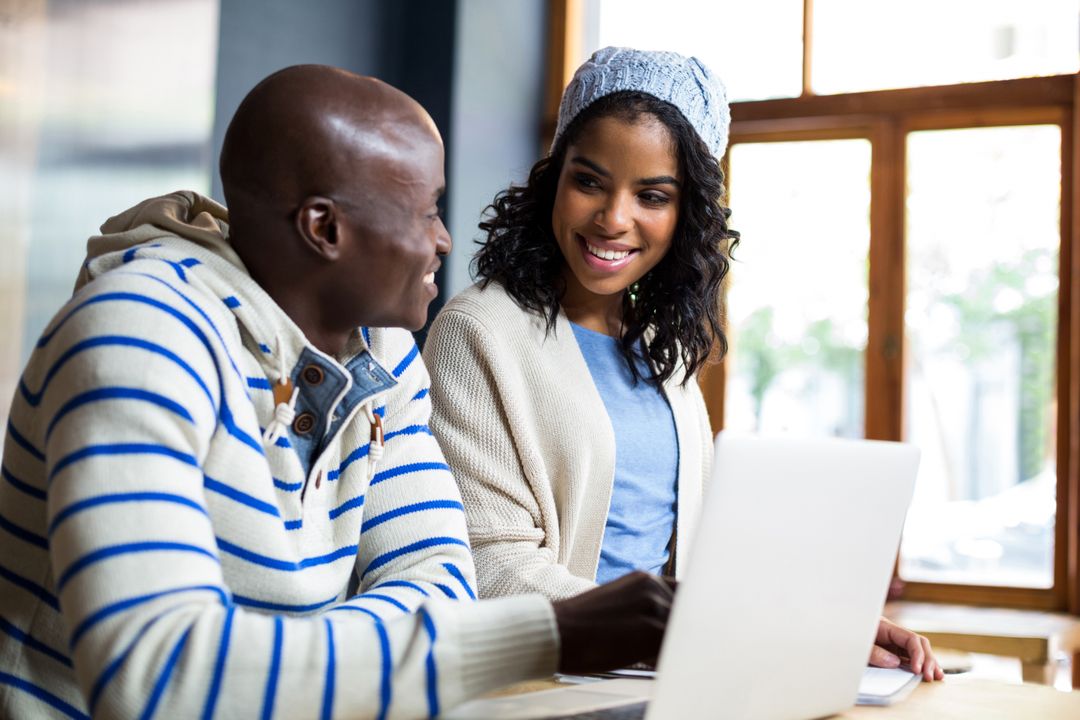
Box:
[220,65,450,341]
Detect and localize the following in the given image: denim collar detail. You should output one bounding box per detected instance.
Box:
[333,351,397,438]
[284,347,396,478]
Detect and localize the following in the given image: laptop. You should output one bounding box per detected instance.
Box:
[444,432,920,720]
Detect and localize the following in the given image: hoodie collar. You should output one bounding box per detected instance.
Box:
[80,190,393,392]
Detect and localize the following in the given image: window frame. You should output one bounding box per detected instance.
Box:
[547,0,1080,613]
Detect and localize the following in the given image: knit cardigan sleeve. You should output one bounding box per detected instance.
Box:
[425,304,597,601]
[17,271,556,719]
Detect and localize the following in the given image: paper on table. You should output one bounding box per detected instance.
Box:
[856,667,921,706]
[554,669,656,684]
[566,666,921,708]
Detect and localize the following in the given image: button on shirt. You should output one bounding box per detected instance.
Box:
[280,347,396,477]
[570,323,679,584]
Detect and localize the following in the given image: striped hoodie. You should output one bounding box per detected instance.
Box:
[0,192,557,719]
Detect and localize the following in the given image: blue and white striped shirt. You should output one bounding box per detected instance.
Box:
[0,192,556,719]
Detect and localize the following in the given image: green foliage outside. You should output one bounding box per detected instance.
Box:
[938,248,1058,484]
[736,307,863,434]
[735,247,1056,479]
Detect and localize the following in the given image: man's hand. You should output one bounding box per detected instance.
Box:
[870,617,944,681]
[552,571,675,674]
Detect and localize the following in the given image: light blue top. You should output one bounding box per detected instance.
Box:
[570,322,679,584]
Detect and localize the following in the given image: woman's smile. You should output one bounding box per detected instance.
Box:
[579,234,638,270]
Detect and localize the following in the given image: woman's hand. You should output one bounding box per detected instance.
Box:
[870,617,944,681]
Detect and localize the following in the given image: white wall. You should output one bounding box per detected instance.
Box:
[210,0,388,201]
[446,0,547,299]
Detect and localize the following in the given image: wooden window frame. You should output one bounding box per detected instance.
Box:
[728,81,1078,612]
[547,1,1080,614]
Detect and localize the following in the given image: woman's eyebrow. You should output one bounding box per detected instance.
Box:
[569,156,679,187]
[639,175,680,187]
[570,156,609,177]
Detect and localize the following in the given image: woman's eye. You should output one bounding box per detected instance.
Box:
[574,174,600,190]
[640,192,670,206]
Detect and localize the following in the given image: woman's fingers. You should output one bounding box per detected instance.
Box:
[901,628,926,675]
[869,644,902,668]
[874,617,943,681]
[920,634,944,680]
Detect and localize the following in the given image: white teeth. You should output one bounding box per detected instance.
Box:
[585,242,631,261]
[423,273,435,284]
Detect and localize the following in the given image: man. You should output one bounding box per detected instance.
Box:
[0,65,672,719]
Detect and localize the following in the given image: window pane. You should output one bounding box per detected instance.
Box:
[585,0,803,101]
[901,125,1060,589]
[813,0,1080,94]
[1,0,218,431]
[724,140,870,436]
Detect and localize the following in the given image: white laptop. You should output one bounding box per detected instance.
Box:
[444,432,920,720]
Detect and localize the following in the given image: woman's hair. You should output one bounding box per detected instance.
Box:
[473,90,739,386]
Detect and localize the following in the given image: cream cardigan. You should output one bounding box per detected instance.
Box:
[424,282,714,601]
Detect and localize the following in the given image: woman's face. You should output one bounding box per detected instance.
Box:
[551,114,681,307]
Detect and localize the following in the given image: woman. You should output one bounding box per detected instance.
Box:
[424,46,942,679]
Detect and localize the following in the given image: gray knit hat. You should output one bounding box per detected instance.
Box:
[552,46,730,158]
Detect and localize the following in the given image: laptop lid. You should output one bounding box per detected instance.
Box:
[648,432,919,720]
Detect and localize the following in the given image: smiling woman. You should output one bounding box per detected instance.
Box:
[467,83,734,387]
[423,46,944,680]
[423,47,737,597]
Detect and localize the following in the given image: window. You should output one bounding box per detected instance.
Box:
[811,0,1080,94]
[901,124,1061,591]
[549,0,1080,612]
[0,0,219,430]
[590,0,804,101]
[725,139,870,438]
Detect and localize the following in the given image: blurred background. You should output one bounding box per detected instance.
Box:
[2,0,1079,684]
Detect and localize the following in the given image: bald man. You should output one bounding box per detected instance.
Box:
[0,65,674,718]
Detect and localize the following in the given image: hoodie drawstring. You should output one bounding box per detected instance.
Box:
[364,400,384,481]
[262,335,385,482]
[263,335,299,446]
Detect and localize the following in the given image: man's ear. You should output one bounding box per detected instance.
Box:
[295,196,341,261]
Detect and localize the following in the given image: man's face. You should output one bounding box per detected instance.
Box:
[335,132,451,331]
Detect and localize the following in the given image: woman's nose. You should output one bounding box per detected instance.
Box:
[593,193,633,235]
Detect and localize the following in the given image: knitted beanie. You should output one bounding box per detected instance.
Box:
[552,46,730,158]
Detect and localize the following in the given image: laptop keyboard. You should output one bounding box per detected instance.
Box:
[547,701,648,719]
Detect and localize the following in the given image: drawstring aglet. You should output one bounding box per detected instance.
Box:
[263,379,298,445]
[366,407,384,480]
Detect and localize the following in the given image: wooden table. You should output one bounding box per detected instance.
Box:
[485,675,1080,719]
[885,601,1080,686]
[839,675,1080,719]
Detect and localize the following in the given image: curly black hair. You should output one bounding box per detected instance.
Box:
[473,90,739,386]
